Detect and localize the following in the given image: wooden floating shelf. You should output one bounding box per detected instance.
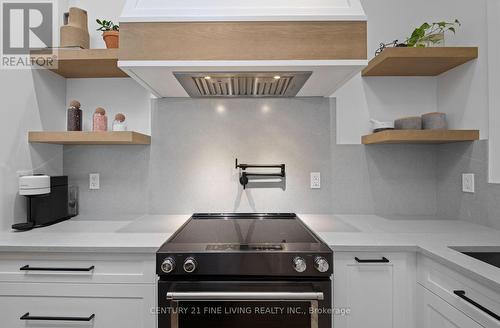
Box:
[362,130,479,145]
[28,131,151,145]
[362,47,478,77]
[33,49,128,78]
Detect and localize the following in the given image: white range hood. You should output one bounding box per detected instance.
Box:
[120,0,367,22]
[118,0,368,98]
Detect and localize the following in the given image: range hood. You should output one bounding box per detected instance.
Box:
[118,0,368,98]
[175,72,312,97]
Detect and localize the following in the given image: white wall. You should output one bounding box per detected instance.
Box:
[436,0,488,136]
[0,0,71,230]
[488,0,500,184]
[335,0,489,144]
[0,70,66,231]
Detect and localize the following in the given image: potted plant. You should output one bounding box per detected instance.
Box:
[406,19,461,47]
[96,19,119,49]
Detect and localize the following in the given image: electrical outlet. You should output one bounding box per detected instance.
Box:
[310,172,321,189]
[462,173,475,193]
[89,173,100,190]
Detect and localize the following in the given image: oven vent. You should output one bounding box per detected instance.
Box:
[174,72,312,98]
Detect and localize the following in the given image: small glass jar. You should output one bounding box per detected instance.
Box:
[68,185,79,216]
[112,113,127,131]
[67,100,82,131]
[92,107,108,132]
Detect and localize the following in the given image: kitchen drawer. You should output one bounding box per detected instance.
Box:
[417,284,485,328]
[0,252,156,284]
[417,254,500,327]
[0,282,156,328]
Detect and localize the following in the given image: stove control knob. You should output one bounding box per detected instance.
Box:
[161,257,175,274]
[314,257,330,273]
[293,257,307,273]
[183,257,197,273]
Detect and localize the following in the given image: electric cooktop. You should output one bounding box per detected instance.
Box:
[156,213,333,277]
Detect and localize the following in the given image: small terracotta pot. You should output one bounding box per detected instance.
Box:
[102,31,119,49]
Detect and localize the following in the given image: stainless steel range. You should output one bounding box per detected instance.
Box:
[156,213,333,328]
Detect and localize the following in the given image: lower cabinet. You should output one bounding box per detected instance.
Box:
[417,284,484,328]
[417,254,500,328]
[0,283,157,328]
[0,252,157,328]
[333,251,416,328]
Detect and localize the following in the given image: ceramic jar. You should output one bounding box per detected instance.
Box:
[394,116,423,130]
[422,112,447,130]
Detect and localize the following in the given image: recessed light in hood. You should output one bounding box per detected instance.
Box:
[174,72,312,98]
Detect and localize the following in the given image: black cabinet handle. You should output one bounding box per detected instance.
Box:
[20,312,95,321]
[20,265,95,272]
[354,257,390,263]
[454,290,500,321]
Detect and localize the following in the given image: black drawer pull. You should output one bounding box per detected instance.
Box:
[454,290,500,321]
[20,312,95,321]
[354,257,390,263]
[20,265,95,272]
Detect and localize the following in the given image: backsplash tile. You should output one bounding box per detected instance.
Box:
[63,97,439,217]
[149,98,333,214]
[437,140,500,229]
[63,145,150,217]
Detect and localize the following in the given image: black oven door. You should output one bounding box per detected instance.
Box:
[158,279,331,328]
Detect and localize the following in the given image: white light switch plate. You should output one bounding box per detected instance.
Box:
[89,173,100,190]
[310,172,321,189]
[462,173,475,193]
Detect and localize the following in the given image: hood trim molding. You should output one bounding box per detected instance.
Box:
[118,60,368,98]
[121,0,366,22]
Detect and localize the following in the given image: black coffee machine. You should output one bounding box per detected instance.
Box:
[12,175,77,231]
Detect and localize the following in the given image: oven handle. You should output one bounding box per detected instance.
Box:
[168,293,322,328]
[166,291,324,301]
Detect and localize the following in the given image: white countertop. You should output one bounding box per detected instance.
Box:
[299,214,500,291]
[0,215,190,253]
[1,214,500,290]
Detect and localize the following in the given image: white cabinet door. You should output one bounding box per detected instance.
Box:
[417,285,485,328]
[333,252,416,328]
[0,283,156,328]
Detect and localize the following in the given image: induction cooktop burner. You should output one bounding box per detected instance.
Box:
[157,213,332,277]
[168,213,317,245]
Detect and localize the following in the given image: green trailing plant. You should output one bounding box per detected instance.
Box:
[96,19,119,32]
[406,19,461,47]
